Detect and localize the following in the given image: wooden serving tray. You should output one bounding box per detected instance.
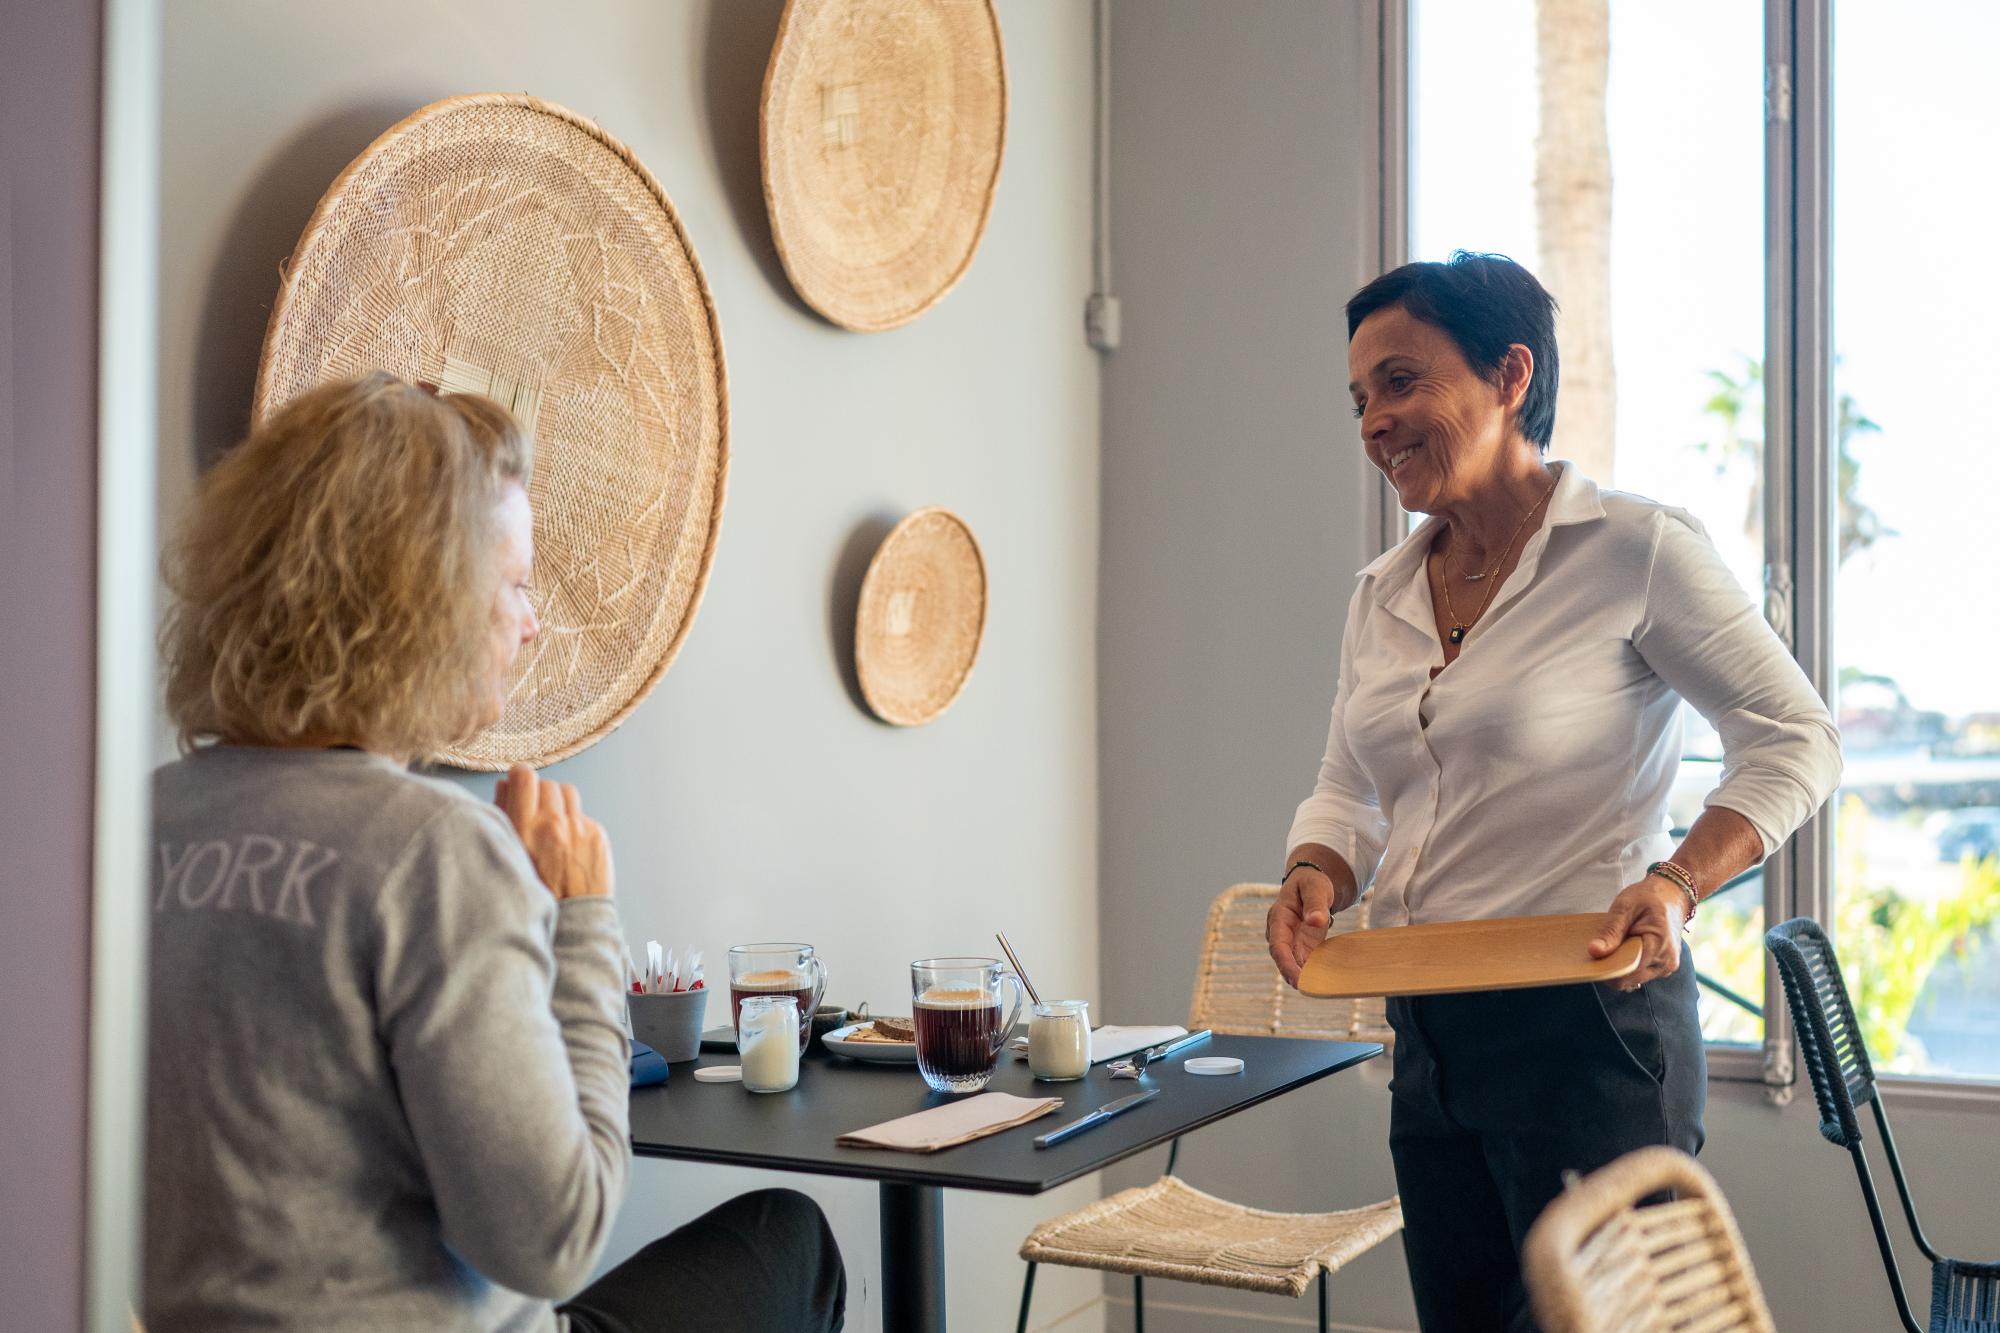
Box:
[1297,913,1643,999]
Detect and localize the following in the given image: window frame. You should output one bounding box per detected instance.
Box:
[1380,0,1998,1109]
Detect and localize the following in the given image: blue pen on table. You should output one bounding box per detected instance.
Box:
[1033,1089,1159,1148]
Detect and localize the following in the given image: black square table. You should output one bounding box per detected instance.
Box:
[628,1034,1382,1332]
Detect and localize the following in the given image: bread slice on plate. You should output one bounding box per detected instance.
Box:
[869,1016,915,1042]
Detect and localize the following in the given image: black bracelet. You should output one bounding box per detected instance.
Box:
[1286,858,1330,884]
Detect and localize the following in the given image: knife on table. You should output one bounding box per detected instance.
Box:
[1033,1089,1160,1148]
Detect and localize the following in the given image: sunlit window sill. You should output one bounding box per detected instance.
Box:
[1706,1041,2000,1113]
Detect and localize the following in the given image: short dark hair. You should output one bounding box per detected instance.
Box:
[1345,251,1560,451]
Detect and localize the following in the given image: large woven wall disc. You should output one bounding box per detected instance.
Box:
[761,0,1007,332]
[254,94,728,770]
[855,508,987,726]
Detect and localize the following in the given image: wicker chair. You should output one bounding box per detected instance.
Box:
[1014,884,1403,1333]
[1766,917,2000,1333]
[1521,1145,1777,1333]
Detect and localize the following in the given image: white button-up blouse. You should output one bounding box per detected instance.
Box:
[1287,463,1843,926]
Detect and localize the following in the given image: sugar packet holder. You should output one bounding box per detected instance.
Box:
[630,940,705,995]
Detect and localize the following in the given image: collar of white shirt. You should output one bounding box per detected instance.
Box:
[1356,460,1609,607]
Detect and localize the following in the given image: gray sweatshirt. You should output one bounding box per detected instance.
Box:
[144,746,630,1332]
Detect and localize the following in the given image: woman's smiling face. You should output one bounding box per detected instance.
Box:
[1347,304,1523,513]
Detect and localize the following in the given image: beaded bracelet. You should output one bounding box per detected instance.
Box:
[1646,859,1700,926]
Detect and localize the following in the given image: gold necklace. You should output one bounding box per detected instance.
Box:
[1438,473,1559,645]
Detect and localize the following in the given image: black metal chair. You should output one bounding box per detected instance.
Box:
[1765,917,2000,1332]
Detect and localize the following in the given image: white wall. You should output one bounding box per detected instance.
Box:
[1096,4,2000,1333]
[156,3,1104,1329]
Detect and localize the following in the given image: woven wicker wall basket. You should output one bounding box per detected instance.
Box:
[253,93,728,770]
[761,0,1007,332]
[855,508,987,726]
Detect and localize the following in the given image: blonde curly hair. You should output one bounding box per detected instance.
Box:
[162,372,532,759]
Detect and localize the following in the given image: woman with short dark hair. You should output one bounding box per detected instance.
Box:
[1265,253,1840,1331]
[148,372,845,1332]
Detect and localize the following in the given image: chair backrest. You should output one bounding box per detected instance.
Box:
[1187,884,1391,1044]
[1765,917,1876,1148]
[1768,917,1936,1333]
[1522,1146,1777,1333]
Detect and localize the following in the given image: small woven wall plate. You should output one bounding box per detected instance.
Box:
[253,93,729,770]
[760,0,1007,331]
[854,507,987,726]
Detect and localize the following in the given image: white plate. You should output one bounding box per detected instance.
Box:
[823,1022,919,1065]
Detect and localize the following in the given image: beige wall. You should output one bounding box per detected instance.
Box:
[1096,4,2000,1332]
[156,3,1104,1329]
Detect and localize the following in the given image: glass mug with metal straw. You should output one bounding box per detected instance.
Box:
[728,943,826,1053]
[909,957,1026,1095]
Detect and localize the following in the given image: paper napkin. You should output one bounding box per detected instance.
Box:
[836,1092,1061,1153]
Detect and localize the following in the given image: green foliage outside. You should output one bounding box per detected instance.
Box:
[1693,354,1893,567]
[1693,895,1766,1046]
[1694,795,2000,1071]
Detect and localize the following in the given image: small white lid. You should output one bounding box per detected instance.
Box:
[692,1065,743,1083]
[1184,1056,1245,1076]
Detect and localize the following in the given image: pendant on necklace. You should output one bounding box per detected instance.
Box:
[1448,625,1468,645]
[1462,571,1487,582]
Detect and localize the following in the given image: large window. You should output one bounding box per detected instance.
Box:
[1407,0,1999,1088]
[1828,0,2000,1080]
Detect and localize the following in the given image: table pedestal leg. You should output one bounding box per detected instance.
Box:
[880,1181,945,1333]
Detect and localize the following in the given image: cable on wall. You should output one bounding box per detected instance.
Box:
[1086,0,1120,351]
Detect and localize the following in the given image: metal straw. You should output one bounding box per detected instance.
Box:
[995,931,1043,1006]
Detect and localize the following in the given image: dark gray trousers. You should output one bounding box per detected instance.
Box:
[1386,944,1706,1333]
[560,1188,846,1333]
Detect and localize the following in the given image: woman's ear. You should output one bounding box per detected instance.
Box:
[1498,343,1535,414]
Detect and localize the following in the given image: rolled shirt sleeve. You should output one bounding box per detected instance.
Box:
[1634,507,1843,857]
[1286,581,1392,889]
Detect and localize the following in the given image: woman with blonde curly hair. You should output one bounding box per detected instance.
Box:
[147,372,845,1333]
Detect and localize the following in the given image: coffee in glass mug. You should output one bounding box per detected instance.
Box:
[728,944,826,1053]
[909,957,1025,1095]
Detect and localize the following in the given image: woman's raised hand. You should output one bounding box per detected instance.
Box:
[1267,866,1338,988]
[1589,877,1686,991]
[495,763,615,901]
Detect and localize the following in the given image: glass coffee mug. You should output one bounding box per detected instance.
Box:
[729,944,827,1053]
[910,957,1026,1095]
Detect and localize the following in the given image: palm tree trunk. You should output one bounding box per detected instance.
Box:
[1535,0,1616,481]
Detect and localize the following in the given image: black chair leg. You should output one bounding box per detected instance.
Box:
[1318,1269,1329,1333]
[1134,1273,1145,1332]
[1008,1256,1040,1328]
[1016,1256,1048,1328]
